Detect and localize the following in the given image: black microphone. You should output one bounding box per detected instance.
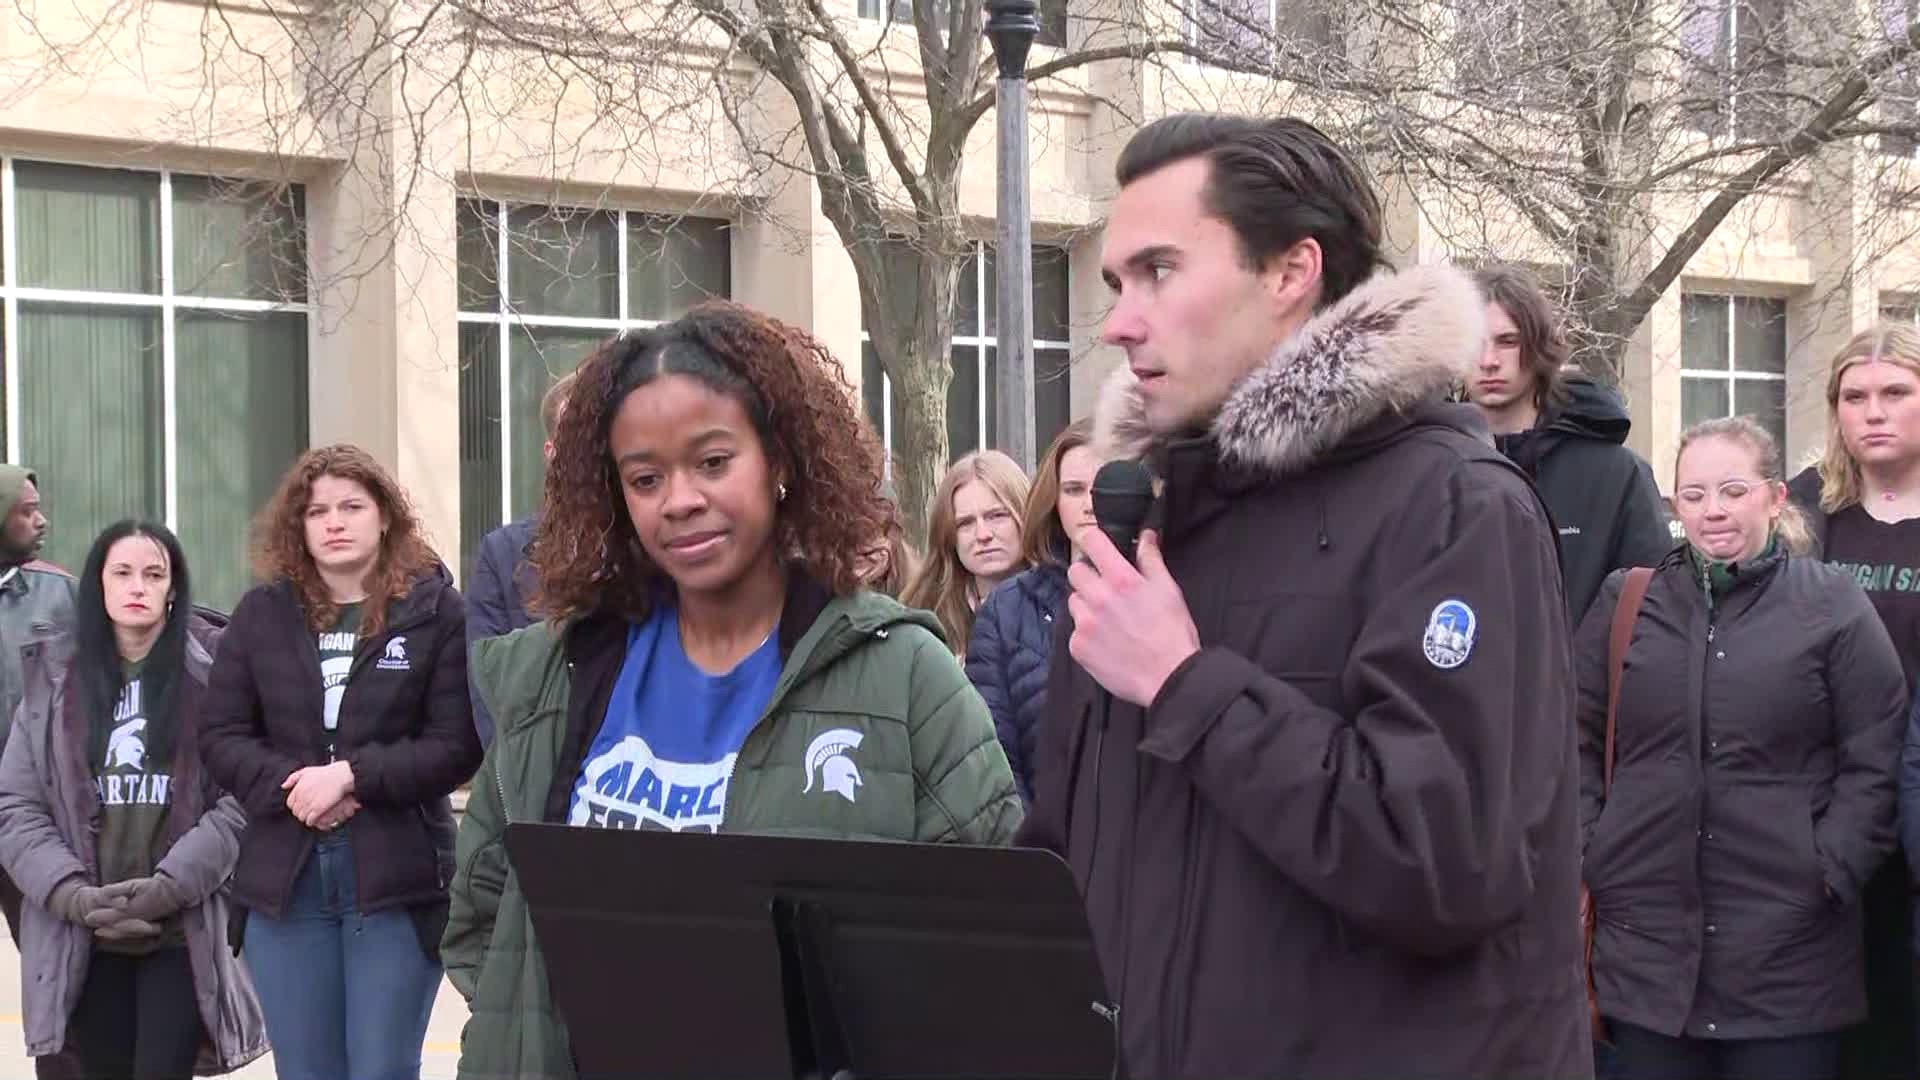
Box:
[1091,460,1154,566]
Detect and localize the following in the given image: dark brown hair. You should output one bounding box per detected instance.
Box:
[1022,419,1095,568]
[1116,113,1387,305]
[1474,264,1570,410]
[531,302,893,622]
[252,444,440,635]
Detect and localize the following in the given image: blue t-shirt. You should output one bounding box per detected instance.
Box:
[569,604,781,832]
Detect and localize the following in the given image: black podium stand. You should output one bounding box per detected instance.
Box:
[504,823,1119,1080]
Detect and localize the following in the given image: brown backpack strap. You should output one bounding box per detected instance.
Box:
[1603,567,1656,794]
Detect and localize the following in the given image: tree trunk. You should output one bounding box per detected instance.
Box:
[887,347,953,548]
[855,234,963,549]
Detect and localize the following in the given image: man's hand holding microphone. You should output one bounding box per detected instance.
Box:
[1067,461,1201,710]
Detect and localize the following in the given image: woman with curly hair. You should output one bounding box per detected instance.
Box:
[444,302,1023,1080]
[901,450,1031,655]
[199,445,482,1080]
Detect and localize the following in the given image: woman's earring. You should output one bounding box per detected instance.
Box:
[777,483,789,503]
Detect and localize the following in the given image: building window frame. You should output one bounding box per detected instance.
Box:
[1680,0,1788,140]
[455,200,733,531]
[1880,0,1920,158]
[1882,295,1920,323]
[860,239,1073,471]
[0,155,309,569]
[1679,291,1789,448]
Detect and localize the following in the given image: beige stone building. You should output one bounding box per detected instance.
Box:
[3,0,1916,609]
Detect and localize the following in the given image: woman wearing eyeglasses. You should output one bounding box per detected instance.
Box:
[1578,416,1907,1080]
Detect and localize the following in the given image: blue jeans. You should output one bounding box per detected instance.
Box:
[243,832,440,1080]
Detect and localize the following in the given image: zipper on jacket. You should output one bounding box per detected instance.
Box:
[302,629,332,763]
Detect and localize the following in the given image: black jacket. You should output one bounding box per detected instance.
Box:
[965,563,1068,803]
[200,566,483,919]
[1020,267,1591,1080]
[1579,551,1905,1038]
[465,518,539,747]
[1495,376,1672,624]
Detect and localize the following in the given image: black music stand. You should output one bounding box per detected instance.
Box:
[504,824,1118,1080]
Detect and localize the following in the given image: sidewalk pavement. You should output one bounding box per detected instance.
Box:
[0,935,470,1078]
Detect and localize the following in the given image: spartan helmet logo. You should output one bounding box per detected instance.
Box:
[802,728,865,804]
[105,718,146,770]
[385,637,407,663]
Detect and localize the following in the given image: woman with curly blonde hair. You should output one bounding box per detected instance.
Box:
[199,445,482,1080]
[444,302,1022,1080]
[901,450,1031,655]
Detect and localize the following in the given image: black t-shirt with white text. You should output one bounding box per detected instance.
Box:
[91,659,182,953]
[1825,505,1920,688]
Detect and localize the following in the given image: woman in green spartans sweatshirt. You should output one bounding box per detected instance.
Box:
[445,302,1023,1080]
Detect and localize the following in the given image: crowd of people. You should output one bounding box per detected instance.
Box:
[0,110,1910,1080]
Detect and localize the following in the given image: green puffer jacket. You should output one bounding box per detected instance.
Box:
[443,587,1023,1080]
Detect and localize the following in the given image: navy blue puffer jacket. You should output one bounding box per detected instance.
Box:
[965,563,1068,803]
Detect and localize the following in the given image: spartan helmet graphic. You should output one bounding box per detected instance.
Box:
[802,728,865,803]
[105,719,146,770]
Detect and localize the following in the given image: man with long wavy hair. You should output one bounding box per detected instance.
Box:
[1470,265,1672,623]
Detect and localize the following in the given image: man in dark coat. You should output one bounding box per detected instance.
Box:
[1019,114,1591,1079]
[466,372,574,746]
[0,466,81,1080]
[1470,265,1673,623]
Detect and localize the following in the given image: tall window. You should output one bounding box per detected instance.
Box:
[1680,0,1788,139]
[1681,293,1788,450]
[456,200,731,576]
[1880,0,1920,157]
[1187,0,1341,68]
[0,159,309,611]
[861,243,1073,474]
[1882,295,1920,323]
[1454,0,1568,104]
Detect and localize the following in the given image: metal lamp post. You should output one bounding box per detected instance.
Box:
[986,0,1039,472]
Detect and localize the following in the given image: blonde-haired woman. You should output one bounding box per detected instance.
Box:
[1787,321,1920,1079]
[1583,416,1905,1080]
[902,450,1031,655]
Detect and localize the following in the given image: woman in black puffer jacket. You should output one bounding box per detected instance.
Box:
[967,421,1099,803]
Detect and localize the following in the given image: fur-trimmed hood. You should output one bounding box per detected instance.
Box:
[1095,264,1486,476]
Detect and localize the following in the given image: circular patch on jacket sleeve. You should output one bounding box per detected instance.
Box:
[1421,599,1476,670]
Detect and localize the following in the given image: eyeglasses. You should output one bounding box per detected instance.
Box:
[1673,479,1766,509]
